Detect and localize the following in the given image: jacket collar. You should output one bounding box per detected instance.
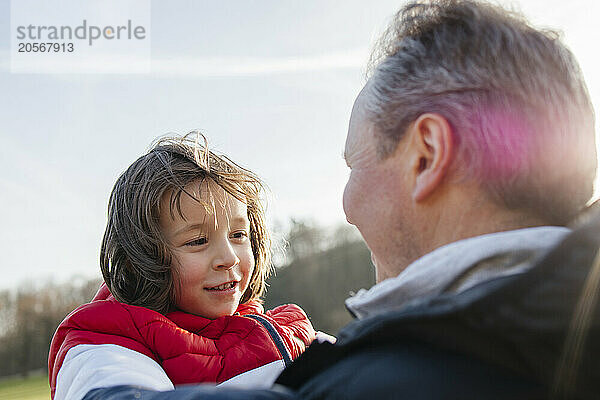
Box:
[345,226,570,319]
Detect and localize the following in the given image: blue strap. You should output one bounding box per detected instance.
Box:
[246,314,293,367]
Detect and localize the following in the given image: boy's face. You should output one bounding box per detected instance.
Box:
[159,180,255,319]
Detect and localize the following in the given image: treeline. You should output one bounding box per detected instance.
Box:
[265,221,374,333]
[0,278,102,377]
[0,220,373,378]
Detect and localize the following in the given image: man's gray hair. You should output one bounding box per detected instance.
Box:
[364,0,596,225]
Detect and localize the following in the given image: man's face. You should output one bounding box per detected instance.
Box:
[343,90,417,282]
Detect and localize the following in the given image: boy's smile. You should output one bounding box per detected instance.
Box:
[159,180,254,319]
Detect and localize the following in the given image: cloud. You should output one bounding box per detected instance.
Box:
[150,48,369,77]
[0,50,9,70]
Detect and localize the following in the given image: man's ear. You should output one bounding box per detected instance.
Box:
[407,113,454,202]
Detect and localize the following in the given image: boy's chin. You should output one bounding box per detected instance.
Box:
[177,292,243,319]
[194,302,240,320]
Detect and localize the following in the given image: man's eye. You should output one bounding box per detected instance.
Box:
[185,237,207,246]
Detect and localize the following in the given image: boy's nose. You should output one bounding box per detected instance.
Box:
[213,241,240,270]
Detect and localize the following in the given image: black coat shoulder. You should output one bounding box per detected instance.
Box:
[282,340,543,400]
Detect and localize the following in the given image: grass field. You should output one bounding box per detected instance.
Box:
[0,374,50,400]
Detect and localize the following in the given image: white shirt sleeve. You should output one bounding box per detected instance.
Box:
[217,360,285,389]
[54,344,174,400]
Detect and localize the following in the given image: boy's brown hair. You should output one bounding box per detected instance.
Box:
[100,133,271,314]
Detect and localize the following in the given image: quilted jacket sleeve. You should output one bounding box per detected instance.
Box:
[265,304,316,358]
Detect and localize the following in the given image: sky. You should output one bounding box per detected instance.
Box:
[1,0,600,290]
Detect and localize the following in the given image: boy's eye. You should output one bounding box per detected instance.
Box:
[231,231,248,240]
[185,237,207,246]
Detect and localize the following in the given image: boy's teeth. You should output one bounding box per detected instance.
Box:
[208,282,235,290]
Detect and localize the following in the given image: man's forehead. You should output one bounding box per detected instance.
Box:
[346,91,375,149]
[351,84,371,118]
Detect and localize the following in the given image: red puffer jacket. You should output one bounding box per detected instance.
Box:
[48,284,315,399]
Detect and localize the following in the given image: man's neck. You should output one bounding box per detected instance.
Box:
[426,190,550,259]
[375,183,552,283]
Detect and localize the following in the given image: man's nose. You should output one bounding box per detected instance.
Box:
[212,240,240,270]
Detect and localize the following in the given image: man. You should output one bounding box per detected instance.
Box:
[84,1,600,399]
[273,0,600,398]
